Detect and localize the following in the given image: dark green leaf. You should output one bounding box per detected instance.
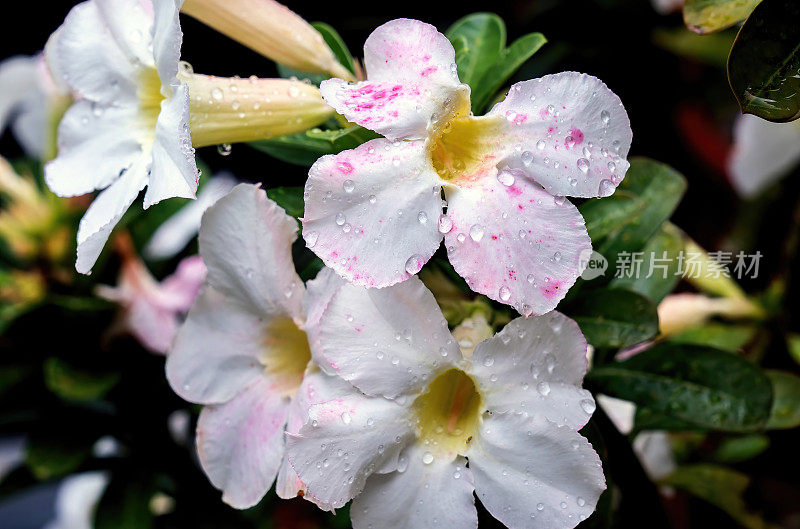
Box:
[598,158,687,268]
[652,27,736,68]
[26,436,88,480]
[765,369,800,429]
[445,13,505,91]
[567,288,659,349]
[312,22,355,75]
[471,32,547,113]
[661,464,768,529]
[249,126,379,167]
[266,187,304,219]
[43,357,119,403]
[683,0,761,34]
[610,223,685,303]
[728,0,800,122]
[588,343,773,431]
[95,473,155,529]
[712,434,769,463]
[579,192,646,243]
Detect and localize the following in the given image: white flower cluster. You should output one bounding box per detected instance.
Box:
[6,1,641,527]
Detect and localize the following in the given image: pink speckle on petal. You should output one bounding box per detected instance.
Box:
[513,113,528,124]
[337,162,354,174]
[506,185,523,197]
[540,279,563,299]
[539,108,550,120]
[421,66,438,77]
[570,128,584,144]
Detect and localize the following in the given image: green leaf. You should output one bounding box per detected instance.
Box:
[266,187,304,219]
[598,158,687,266]
[609,223,685,303]
[683,0,762,34]
[728,0,800,122]
[43,357,119,403]
[312,22,355,75]
[661,464,768,529]
[669,322,758,352]
[712,434,769,463]
[445,13,505,91]
[765,369,800,429]
[788,333,800,364]
[471,32,547,113]
[249,125,379,166]
[566,288,659,349]
[578,191,646,242]
[588,343,773,431]
[95,473,155,529]
[652,27,736,68]
[26,436,88,480]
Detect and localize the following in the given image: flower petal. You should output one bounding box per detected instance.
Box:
[469,313,594,429]
[159,254,206,311]
[276,367,354,504]
[0,55,45,157]
[144,174,236,260]
[315,277,459,399]
[196,377,289,509]
[126,297,179,353]
[302,139,443,288]
[200,183,304,319]
[75,155,149,274]
[302,267,346,370]
[468,413,605,529]
[45,100,144,197]
[728,115,800,198]
[166,287,268,405]
[54,0,153,103]
[286,393,412,509]
[320,19,466,141]
[143,82,198,208]
[489,73,632,198]
[444,172,591,315]
[351,447,478,529]
[151,0,182,86]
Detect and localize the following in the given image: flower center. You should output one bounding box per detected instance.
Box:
[411,368,483,457]
[261,317,311,396]
[137,67,166,142]
[427,115,504,183]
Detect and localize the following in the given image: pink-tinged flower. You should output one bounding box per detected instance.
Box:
[166,184,346,509]
[95,237,206,354]
[651,0,684,14]
[0,54,69,159]
[287,277,605,529]
[45,0,199,275]
[727,114,800,198]
[302,19,632,316]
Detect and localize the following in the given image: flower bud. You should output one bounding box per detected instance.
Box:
[181,70,335,147]
[657,293,763,336]
[181,0,354,81]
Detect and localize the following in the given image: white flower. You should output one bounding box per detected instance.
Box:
[727,114,800,198]
[286,277,605,529]
[144,172,237,260]
[45,0,199,275]
[0,54,69,158]
[301,18,632,316]
[166,183,346,508]
[44,472,109,529]
[95,241,206,354]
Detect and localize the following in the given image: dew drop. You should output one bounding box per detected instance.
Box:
[405,254,424,274]
[577,158,590,174]
[521,150,534,166]
[438,214,453,233]
[469,224,485,242]
[599,179,615,197]
[335,212,346,226]
[499,286,511,301]
[217,143,232,156]
[422,452,434,465]
[306,231,318,248]
[341,412,351,425]
[580,399,596,414]
[536,139,546,150]
[497,171,515,186]
[343,179,355,193]
[417,211,428,224]
[600,110,610,124]
[537,381,551,396]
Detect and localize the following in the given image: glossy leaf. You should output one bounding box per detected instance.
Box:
[472,32,547,113]
[567,288,659,349]
[446,13,505,91]
[669,322,758,352]
[588,343,773,431]
[249,125,379,166]
[712,434,769,463]
[598,158,687,267]
[579,192,645,242]
[266,186,304,219]
[765,369,800,429]
[26,436,88,480]
[312,22,356,75]
[610,223,685,303]
[728,0,800,122]
[683,0,761,34]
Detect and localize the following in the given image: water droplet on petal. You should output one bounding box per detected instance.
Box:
[537,381,551,396]
[497,171,515,186]
[417,211,428,224]
[577,158,590,174]
[341,412,351,425]
[601,110,610,124]
[438,214,453,233]
[499,286,511,301]
[469,224,485,242]
[422,452,434,465]
[306,231,318,248]
[580,399,596,414]
[599,179,615,197]
[343,180,355,193]
[405,254,424,274]
[335,212,346,226]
